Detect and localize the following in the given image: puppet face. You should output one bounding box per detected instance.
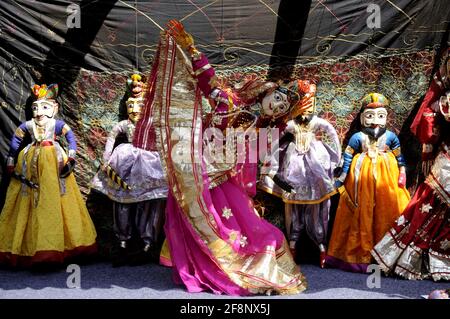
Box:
[294,97,316,123]
[299,97,316,116]
[261,89,290,118]
[126,97,144,123]
[439,93,450,122]
[360,107,387,128]
[32,99,57,126]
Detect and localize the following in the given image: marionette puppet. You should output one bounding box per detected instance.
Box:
[227,77,304,198]
[259,81,341,268]
[132,19,307,295]
[90,74,168,266]
[0,84,97,268]
[372,50,450,281]
[326,93,411,273]
[166,35,300,199]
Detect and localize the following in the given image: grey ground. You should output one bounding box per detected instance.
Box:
[0,262,448,299]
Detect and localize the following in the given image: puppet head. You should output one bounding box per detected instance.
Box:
[287,80,317,121]
[360,92,389,130]
[259,86,292,119]
[126,74,146,123]
[31,84,59,127]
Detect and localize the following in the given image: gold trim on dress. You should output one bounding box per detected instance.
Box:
[152,33,306,295]
[345,145,355,155]
[62,124,71,135]
[14,127,25,139]
[392,147,401,157]
[194,63,212,76]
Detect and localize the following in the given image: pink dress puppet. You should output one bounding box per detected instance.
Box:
[371,49,450,280]
[133,20,306,295]
[226,80,294,198]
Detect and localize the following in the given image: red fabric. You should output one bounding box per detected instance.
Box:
[411,78,445,138]
[40,140,53,146]
[192,53,216,96]
[0,243,97,268]
[390,183,448,254]
[133,41,162,151]
[398,171,406,187]
[416,106,440,145]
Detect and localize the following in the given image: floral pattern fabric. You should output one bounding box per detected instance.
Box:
[62,51,433,196]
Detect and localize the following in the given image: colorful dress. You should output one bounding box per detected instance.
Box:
[326,130,410,272]
[90,119,168,203]
[371,143,450,280]
[260,116,341,249]
[0,119,97,267]
[134,33,306,295]
[90,119,168,249]
[371,64,450,280]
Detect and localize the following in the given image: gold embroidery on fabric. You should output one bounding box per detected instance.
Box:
[392,147,401,157]
[345,145,355,155]
[209,173,229,189]
[62,124,71,135]
[194,63,212,76]
[15,127,25,139]
[294,122,313,153]
[153,34,307,295]
[222,207,233,219]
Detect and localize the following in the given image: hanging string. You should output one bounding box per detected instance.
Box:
[38,6,44,79]
[369,18,376,92]
[221,0,224,41]
[134,0,139,72]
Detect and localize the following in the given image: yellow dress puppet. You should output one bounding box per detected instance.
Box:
[0,84,97,268]
[326,93,410,272]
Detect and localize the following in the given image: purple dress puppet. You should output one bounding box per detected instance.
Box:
[90,74,168,265]
[259,81,341,267]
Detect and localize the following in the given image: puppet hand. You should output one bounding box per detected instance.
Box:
[60,157,76,178]
[273,174,293,193]
[166,19,195,51]
[6,157,15,174]
[6,165,15,175]
[334,179,343,188]
[398,171,406,187]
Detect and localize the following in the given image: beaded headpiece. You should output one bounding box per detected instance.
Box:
[31,84,59,100]
[361,93,389,110]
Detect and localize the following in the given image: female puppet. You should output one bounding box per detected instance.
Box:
[90,74,168,265]
[133,20,307,295]
[326,93,410,272]
[259,81,341,268]
[371,51,449,281]
[0,84,97,267]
